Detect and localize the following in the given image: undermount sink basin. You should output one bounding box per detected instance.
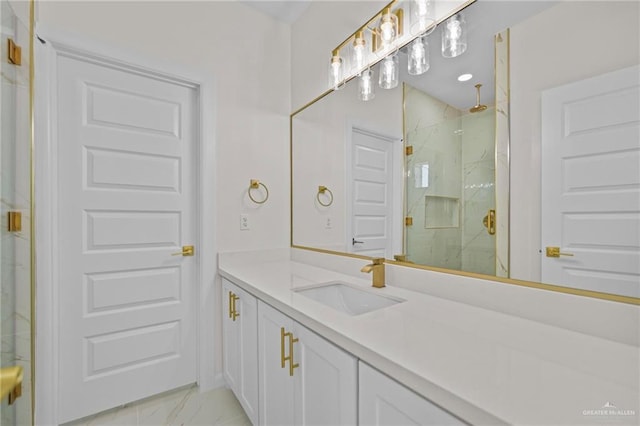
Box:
[294,281,404,316]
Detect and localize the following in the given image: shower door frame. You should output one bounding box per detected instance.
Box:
[33,25,219,425]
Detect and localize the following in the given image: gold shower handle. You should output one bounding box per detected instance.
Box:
[482,209,496,235]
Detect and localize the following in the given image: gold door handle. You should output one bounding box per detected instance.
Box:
[482,209,496,235]
[228,291,233,319]
[546,247,574,258]
[171,245,194,256]
[0,365,23,405]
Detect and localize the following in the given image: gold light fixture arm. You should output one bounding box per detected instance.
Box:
[248,179,269,204]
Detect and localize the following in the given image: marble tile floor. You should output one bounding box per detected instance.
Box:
[64,385,251,426]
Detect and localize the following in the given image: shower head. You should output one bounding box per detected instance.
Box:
[469,83,488,113]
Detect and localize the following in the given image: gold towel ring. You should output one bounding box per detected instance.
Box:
[317,186,334,207]
[248,179,269,204]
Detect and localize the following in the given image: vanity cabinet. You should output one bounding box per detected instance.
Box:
[258,301,357,426]
[359,362,464,425]
[222,278,259,425]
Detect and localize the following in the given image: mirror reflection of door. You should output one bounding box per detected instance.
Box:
[347,127,400,259]
[541,65,640,298]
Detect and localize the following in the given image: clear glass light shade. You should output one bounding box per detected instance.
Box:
[352,39,366,73]
[441,13,467,58]
[328,56,343,90]
[358,69,375,101]
[411,0,435,34]
[379,11,397,46]
[408,37,429,75]
[378,54,399,89]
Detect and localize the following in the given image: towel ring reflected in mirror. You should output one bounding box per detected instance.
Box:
[317,186,334,207]
[248,179,269,204]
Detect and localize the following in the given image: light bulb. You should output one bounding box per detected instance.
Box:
[378,54,399,89]
[359,69,375,101]
[328,55,343,90]
[442,13,467,58]
[408,36,429,75]
[380,9,397,46]
[352,32,366,72]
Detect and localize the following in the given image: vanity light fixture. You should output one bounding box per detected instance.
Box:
[352,31,367,73]
[442,13,467,58]
[379,7,399,47]
[407,36,430,75]
[379,53,399,89]
[457,73,473,82]
[359,68,376,101]
[328,49,343,90]
[327,0,470,99]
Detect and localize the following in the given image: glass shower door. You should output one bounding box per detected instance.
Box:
[404,83,497,276]
[1,0,32,423]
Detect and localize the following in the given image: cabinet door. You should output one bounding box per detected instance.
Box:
[294,323,357,426]
[359,362,464,426]
[222,279,259,425]
[258,301,296,426]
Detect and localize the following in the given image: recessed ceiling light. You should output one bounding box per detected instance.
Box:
[458,73,473,82]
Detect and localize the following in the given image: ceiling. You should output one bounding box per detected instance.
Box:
[239,0,558,110]
[238,0,312,23]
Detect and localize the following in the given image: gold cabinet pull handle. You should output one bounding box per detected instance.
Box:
[546,247,575,258]
[482,209,496,235]
[288,332,299,377]
[231,294,240,321]
[280,327,287,368]
[228,291,233,319]
[171,245,194,256]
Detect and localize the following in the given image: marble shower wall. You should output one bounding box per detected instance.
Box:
[1,0,32,423]
[404,84,497,275]
[404,84,462,269]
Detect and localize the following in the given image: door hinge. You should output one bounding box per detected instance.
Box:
[7,39,22,66]
[405,216,413,226]
[405,145,413,156]
[7,211,22,232]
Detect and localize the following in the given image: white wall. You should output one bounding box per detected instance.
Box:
[37,1,292,254]
[509,1,640,282]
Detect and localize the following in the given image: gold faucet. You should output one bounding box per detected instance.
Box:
[361,258,385,288]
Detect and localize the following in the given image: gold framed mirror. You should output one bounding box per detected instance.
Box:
[291,0,640,305]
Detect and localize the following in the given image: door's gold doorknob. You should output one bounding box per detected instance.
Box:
[171,245,194,256]
[546,246,574,258]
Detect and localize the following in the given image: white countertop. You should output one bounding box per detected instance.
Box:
[219,251,639,425]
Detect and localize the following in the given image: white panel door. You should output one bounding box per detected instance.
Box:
[294,322,357,426]
[541,65,640,298]
[222,279,259,426]
[350,128,395,258]
[359,362,463,426]
[56,51,197,422]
